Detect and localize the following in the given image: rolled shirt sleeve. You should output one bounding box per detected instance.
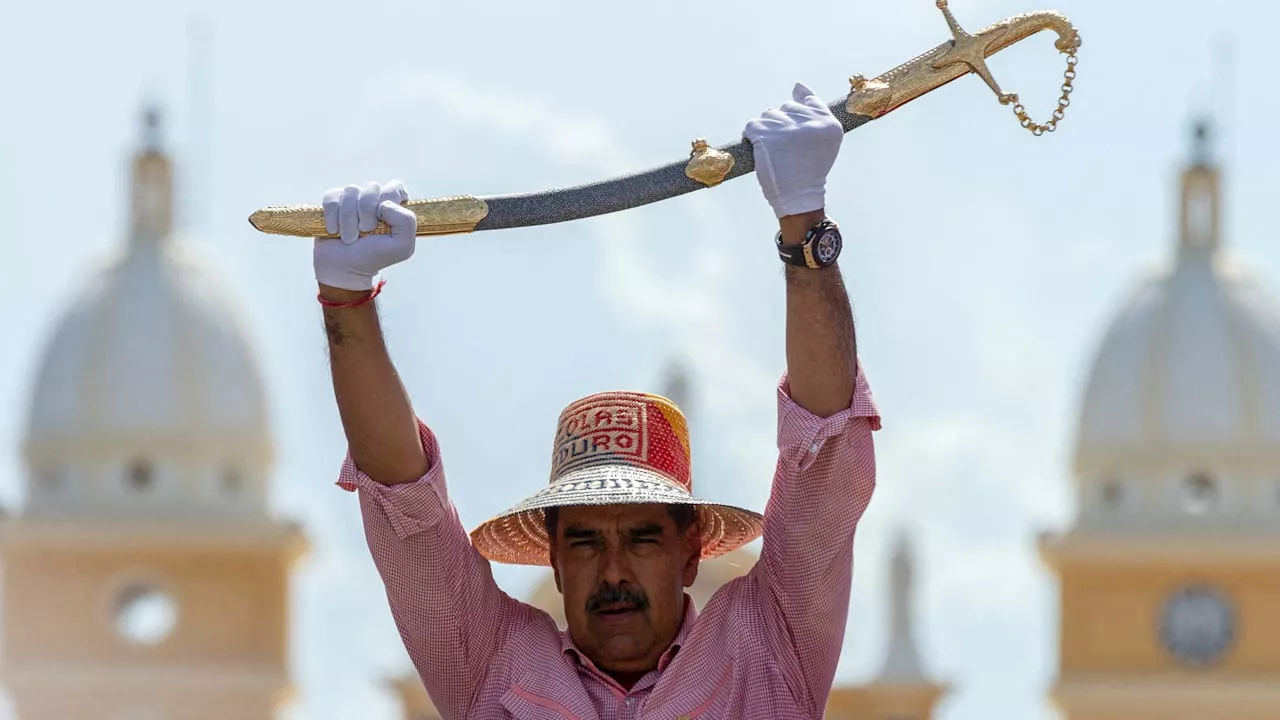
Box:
[754,362,880,715]
[336,419,538,718]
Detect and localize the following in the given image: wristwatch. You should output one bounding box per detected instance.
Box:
[775,218,842,269]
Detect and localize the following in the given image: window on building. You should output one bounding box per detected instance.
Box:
[113,582,178,646]
[1182,472,1219,514]
[126,460,154,493]
[1100,477,1124,509]
[221,468,243,496]
[1186,183,1214,247]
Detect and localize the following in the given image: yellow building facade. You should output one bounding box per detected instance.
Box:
[1039,123,1280,718]
[0,109,307,719]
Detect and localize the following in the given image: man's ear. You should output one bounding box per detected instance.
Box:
[681,521,701,588]
[549,539,563,593]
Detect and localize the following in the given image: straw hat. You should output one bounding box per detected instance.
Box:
[470,390,764,566]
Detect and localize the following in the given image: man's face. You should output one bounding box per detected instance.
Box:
[550,503,700,677]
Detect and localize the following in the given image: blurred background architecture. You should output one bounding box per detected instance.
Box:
[1038,121,1280,718]
[0,111,308,719]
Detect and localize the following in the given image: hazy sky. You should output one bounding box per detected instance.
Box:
[3,0,1280,718]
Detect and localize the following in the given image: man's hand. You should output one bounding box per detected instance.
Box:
[314,180,418,293]
[743,82,843,221]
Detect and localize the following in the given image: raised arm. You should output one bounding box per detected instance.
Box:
[316,181,426,485]
[778,208,857,414]
[743,84,880,714]
[315,182,535,717]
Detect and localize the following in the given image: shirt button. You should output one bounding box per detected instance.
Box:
[809,442,820,454]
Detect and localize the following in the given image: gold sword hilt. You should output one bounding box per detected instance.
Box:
[247,196,489,238]
[848,1,1081,135]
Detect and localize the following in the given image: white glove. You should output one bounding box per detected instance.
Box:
[313,180,417,291]
[743,83,844,219]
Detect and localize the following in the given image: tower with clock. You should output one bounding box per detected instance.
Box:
[1038,121,1280,717]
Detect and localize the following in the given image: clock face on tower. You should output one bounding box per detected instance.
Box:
[1159,584,1236,667]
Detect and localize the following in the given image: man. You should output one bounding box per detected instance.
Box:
[316,83,880,719]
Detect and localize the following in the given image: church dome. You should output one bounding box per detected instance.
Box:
[1073,123,1280,527]
[20,109,272,519]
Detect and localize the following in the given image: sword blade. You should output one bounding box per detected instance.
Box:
[473,101,869,233]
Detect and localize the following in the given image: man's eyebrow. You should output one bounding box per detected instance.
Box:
[563,526,599,540]
[628,523,664,538]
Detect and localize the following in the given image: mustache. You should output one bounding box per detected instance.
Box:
[585,583,650,614]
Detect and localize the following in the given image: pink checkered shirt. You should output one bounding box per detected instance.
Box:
[338,369,880,719]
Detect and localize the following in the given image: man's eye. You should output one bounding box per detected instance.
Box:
[633,537,658,544]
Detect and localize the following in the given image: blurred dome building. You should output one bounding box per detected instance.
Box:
[22,108,273,520]
[0,107,306,720]
[1040,122,1280,718]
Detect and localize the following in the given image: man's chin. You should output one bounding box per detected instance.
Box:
[588,621,656,667]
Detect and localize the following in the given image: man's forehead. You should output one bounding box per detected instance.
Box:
[558,503,672,528]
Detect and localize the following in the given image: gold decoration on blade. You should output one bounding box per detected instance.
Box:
[847,75,894,117]
[685,138,735,187]
[846,0,1081,136]
[247,196,489,238]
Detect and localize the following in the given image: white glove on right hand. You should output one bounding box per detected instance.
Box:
[743,83,844,219]
[313,181,417,291]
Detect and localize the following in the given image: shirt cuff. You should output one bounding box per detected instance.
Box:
[776,360,881,471]
[334,418,452,540]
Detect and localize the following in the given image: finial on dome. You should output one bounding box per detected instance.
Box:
[1178,116,1222,253]
[129,103,174,248]
[142,105,163,150]
[1191,118,1214,167]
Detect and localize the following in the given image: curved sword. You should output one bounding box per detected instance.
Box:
[249,1,1081,239]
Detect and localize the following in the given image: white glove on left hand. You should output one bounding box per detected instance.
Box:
[743,83,844,219]
[313,180,418,291]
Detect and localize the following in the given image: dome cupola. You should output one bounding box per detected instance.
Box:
[21,107,273,519]
[1072,121,1280,529]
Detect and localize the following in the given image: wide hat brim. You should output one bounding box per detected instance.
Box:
[470,464,764,567]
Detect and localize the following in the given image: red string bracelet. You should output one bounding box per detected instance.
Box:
[317,278,386,309]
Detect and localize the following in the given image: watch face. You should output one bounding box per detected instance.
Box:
[1158,584,1236,667]
[812,228,842,266]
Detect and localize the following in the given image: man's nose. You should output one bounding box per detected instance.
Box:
[598,544,634,584]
